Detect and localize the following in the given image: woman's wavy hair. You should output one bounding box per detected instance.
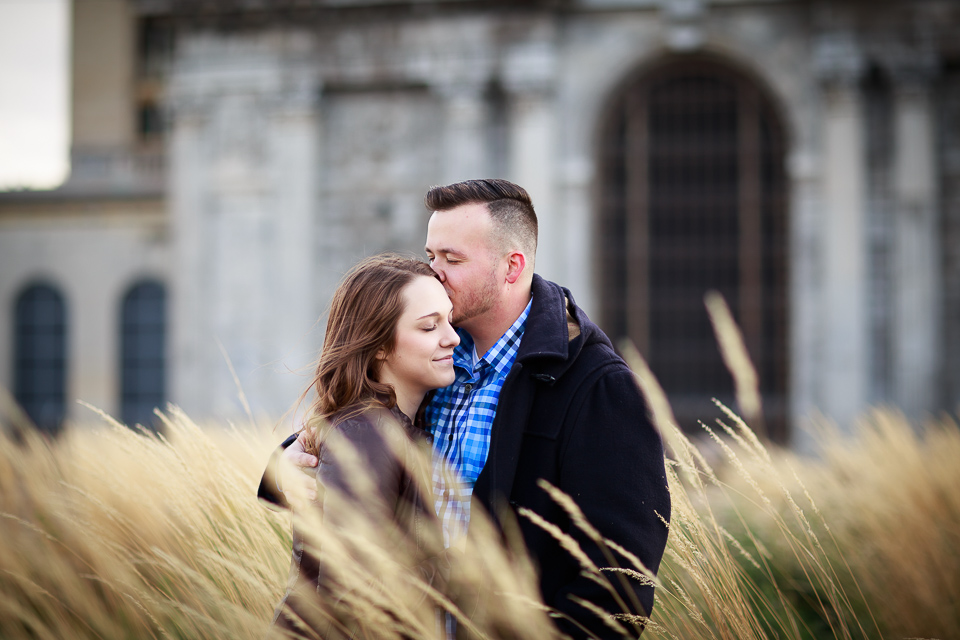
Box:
[298,254,438,456]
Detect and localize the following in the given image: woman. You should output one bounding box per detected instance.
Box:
[268,254,459,639]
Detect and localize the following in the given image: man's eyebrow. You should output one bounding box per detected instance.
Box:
[428,247,466,258]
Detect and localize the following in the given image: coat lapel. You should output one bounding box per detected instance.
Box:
[474,275,573,513]
[478,362,535,513]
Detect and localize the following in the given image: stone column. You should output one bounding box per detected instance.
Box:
[167,33,319,421]
[261,71,322,419]
[815,33,869,429]
[502,40,560,283]
[167,79,211,419]
[890,67,942,417]
[787,147,823,452]
[437,82,491,184]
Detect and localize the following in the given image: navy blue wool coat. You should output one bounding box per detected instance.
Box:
[473,274,670,638]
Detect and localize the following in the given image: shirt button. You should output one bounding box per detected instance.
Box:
[448,433,454,441]
[464,383,473,393]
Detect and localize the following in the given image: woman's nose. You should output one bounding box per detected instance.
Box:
[443,326,460,347]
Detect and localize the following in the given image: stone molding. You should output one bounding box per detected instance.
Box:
[660,0,705,52]
[813,30,866,89]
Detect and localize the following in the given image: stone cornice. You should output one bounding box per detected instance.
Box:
[813,30,866,88]
[0,196,166,221]
[134,0,562,20]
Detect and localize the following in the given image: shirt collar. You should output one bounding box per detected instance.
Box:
[452,297,532,378]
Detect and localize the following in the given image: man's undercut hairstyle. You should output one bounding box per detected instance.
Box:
[425,179,538,261]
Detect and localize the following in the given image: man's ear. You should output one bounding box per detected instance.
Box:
[504,251,526,284]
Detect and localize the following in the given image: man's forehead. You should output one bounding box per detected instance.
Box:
[426,208,488,249]
[429,203,491,226]
[424,224,468,253]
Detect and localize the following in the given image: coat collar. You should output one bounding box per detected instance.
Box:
[515,275,592,380]
[475,275,593,514]
[517,274,570,360]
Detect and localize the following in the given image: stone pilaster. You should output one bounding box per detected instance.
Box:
[166,33,320,420]
[814,31,869,430]
[890,63,942,417]
[436,81,491,183]
[659,0,705,52]
[502,39,560,282]
[786,146,823,452]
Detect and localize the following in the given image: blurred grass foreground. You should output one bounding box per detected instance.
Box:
[1,355,959,637]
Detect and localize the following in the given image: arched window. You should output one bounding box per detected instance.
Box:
[14,284,67,433]
[598,56,789,441]
[120,281,166,429]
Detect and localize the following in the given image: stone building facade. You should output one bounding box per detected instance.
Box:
[1,0,958,448]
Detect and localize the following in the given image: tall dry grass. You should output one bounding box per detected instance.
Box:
[0,295,958,638]
[0,399,555,640]
[627,294,960,640]
[0,403,291,639]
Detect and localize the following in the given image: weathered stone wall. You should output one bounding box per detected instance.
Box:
[0,201,169,423]
[3,0,958,438]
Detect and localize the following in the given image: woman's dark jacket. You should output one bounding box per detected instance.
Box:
[266,404,442,639]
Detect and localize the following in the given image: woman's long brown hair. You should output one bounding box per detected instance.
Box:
[298,254,438,456]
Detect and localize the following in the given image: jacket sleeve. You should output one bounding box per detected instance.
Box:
[314,420,405,527]
[257,432,299,510]
[552,366,671,638]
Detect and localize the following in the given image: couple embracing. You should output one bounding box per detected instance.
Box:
[259,179,671,639]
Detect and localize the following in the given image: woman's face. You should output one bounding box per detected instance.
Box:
[377,276,460,397]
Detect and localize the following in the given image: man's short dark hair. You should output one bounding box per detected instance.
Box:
[425,179,538,260]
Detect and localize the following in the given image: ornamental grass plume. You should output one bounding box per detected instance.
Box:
[1,289,958,639]
[619,292,960,640]
[0,402,289,639]
[0,398,555,640]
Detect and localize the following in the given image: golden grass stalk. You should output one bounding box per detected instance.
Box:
[0,403,289,639]
[0,298,957,640]
[704,291,764,436]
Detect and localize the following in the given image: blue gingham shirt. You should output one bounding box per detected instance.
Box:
[426,298,532,546]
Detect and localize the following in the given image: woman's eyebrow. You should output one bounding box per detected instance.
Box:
[416,312,441,321]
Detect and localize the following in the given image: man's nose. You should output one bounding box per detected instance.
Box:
[431,263,446,282]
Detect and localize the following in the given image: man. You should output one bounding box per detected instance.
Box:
[261,179,671,638]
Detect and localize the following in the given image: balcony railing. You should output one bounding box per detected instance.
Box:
[62,148,167,197]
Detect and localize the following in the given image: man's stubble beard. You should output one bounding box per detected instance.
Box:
[450,269,501,328]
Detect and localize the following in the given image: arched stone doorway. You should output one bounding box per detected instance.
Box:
[597,55,789,442]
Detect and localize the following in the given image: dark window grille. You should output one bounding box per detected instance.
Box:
[138,102,165,139]
[14,284,67,434]
[599,57,789,442]
[120,281,166,429]
[138,17,176,77]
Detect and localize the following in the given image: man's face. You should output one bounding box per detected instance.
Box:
[424,203,504,330]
